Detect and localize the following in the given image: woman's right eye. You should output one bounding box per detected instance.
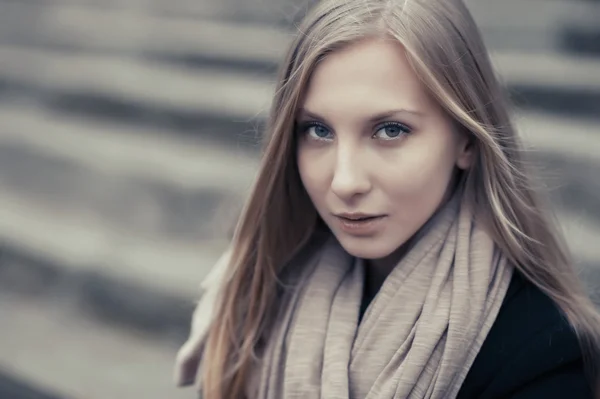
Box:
[302,123,334,141]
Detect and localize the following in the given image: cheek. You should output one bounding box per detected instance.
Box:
[296,147,329,205]
[380,138,457,201]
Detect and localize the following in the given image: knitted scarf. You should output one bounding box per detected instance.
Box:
[175,193,513,399]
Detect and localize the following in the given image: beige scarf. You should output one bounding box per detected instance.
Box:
[175,193,514,399]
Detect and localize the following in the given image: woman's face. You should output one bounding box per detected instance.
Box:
[296,38,473,262]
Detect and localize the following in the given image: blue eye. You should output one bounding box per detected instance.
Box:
[373,122,411,140]
[301,122,334,141]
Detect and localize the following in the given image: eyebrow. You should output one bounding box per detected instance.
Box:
[297,108,423,123]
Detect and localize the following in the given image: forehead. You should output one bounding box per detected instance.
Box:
[302,38,436,114]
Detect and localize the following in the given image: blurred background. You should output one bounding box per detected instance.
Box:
[0,0,598,397]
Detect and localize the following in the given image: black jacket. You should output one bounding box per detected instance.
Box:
[458,271,595,398]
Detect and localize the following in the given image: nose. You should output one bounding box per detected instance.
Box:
[330,144,371,201]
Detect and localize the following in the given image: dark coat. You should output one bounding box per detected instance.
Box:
[457,271,595,398]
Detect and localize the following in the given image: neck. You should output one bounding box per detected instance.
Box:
[363,237,413,298]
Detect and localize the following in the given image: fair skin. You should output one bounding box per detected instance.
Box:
[296,37,473,295]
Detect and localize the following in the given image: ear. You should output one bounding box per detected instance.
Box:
[456,134,475,170]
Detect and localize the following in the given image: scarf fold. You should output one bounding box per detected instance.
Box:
[256,193,513,399]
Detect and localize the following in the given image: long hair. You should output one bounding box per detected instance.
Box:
[201,0,600,397]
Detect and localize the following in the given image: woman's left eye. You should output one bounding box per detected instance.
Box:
[373,122,412,140]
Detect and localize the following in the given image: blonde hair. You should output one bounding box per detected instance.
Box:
[201,0,600,397]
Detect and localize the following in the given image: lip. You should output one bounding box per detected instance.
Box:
[333,213,386,236]
[335,212,382,220]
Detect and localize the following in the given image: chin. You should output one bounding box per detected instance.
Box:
[333,233,402,260]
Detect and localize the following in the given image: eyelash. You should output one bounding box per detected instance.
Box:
[296,121,412,142]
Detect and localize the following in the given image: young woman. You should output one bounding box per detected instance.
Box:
[175,0,600,397]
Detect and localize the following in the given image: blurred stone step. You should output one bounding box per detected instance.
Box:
[463,0,590,28]
[0,180,226,343]
[557,0,600,56]
[0,2,289,73]
[0,44,273,123]
[0,291,195,399]
[0,103,259,193]
[0,107,248,300]
[514,110,600,163]
[0,103,255,339]
[1,0,588,52]
[513,111,600,224]
[495,52,600,118]
[495,52,600,95]
[0,370,65,399]
[0,0,307,26]
[0,102,255,247]
[2,2,599,86]
[463,0,596,52]
[0,189,224,336]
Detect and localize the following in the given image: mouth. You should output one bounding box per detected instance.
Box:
[335,213,385,221]
[333,213,386,235]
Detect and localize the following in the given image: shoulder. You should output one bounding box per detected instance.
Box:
[174,248,232,387]
[458,271,594,399]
